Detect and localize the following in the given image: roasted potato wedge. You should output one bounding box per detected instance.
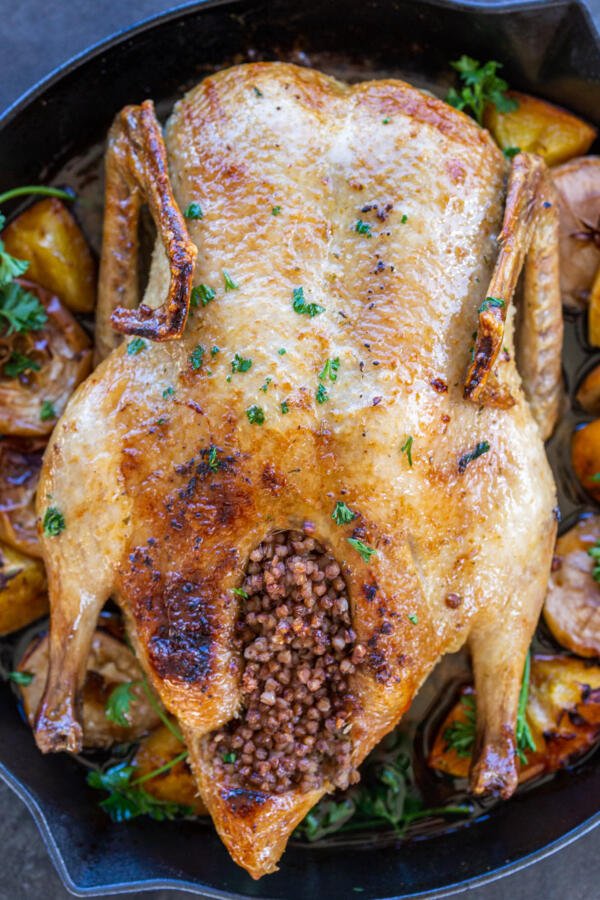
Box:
[0,437,44,556]
[0,280,92,437]
[484,92,596,167]
[18,630,161,749]
[571,421,600,503]
[544,516,600,657]
[552,157,600,308]
[0,542,47,635]
[429,655,600,781]
[132,725,207,815]
[2,199,96,313]
[588,265,600,347]
[576,364,600,415]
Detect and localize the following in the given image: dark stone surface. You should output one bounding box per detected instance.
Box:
[0,1,598,898]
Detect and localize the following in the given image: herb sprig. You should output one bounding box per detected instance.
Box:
[446,56,518,125]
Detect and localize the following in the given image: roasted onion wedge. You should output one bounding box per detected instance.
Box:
[429,655,600,781]
[0,541,47,636]
[551,157,600,308]
[544,516,600,658]
[0,437,45,557]
[132,725,207,815]
[0,280,92,436]
[2,199,97,314]
[18,630,160,750]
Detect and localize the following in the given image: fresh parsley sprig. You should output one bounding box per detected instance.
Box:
[87,757,192,823]
[105,681,139,727]
[446,56,518,125]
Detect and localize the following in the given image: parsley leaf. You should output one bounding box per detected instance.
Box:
[0,281,47,334]
[162,386,175,399]
[401,436,413,467]
[316,383,329,404]
[3,352,40,378]
[190,345,205,371]
[232,587,248,599]
[588,538,600,583]
[292,286,325,317]
[408,613,418,625]
[355,219,372,237]
[87,759,192,823]
[272,206,282,216]
[223,270,239,291]
[280,400,289,415]
[444,694,476,757]
[347,537,376,562]
[207,445,220,472]
[191,284,215,307]
[246,405,265,425]
[0,248,29,287]
[503,146,521,159]
[332,501,357,525]
[105,681,138,727]
[127,337,146,356]
[40,400,56,421]
[231,353,252,373]
[319,357,340,383]
[458,440,490,473]
[478,296,505,314]
[222,751,237,763]
[183,202,203,220]
[43,506,65,536]
[446,56,518,125]
[7,670,34,686]
[260,377,272,392]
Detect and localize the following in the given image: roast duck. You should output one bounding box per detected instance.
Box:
[33,62,562,878]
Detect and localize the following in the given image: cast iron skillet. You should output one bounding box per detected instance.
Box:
[0,1,599,897]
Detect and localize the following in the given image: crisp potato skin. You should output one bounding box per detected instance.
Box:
[0,542,47,636]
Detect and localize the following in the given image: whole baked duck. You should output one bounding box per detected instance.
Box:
[34,62,562,878]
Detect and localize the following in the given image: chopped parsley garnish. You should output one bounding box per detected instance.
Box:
[190,345,205,371]
[207,445,220,472]
[272,206,282,216]
[127,337,146,356]
[7,670,34,686]
[588,539,600,583]
[278,347,286,355]
[382,117,391,124]
[183,202,203,220]
[400,214,408,224]
[223,270,239,291]
[332,501,357,525]
[211,345,220,356]
[232,587,248,599]
[162,386,175,399]
[503,146,521,159]
[260,377,272,392]
[87,759,192,823]
[43,506,65,536]
[319,357,340,383]
[231,353,252,373]
[516,652,536,764]
[458,440,490,473]
[355,219,373,237]
[253,86,263,97]
[222,751,237,763]
[280,400,289,415]
[408,613,418,625]
[0,281,47,335]
[105,681,138,727]
[4,352,40,377]
[191,284,215,307]
[292,286,325,317]
[316,383,329,404]
[246,405,265,425]
[478,296,505,314]
[446,56,518,125]
[590,473,600,483]
[40,400,56,421]
[401,436,413,467]
[347,537,376,562]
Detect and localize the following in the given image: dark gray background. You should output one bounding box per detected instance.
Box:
[0,1,599,898]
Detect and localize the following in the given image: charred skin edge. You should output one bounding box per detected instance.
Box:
[106,100,197,342]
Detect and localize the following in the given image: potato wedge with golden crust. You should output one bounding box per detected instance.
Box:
[0,281,92,437]
[552,157,600,308]
[429,656,600,781]
[576,364,600,415]
[544,516,600,658]
[0,542,47,636]
[588,265,600,347]
[132,725,207,815]
[484,92,596,167]
[18,630,160,749]
[571,421,600,503]
[0,437,45,557]
[2,199,97,314]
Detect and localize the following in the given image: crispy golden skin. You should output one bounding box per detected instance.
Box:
[34,63,560,878]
